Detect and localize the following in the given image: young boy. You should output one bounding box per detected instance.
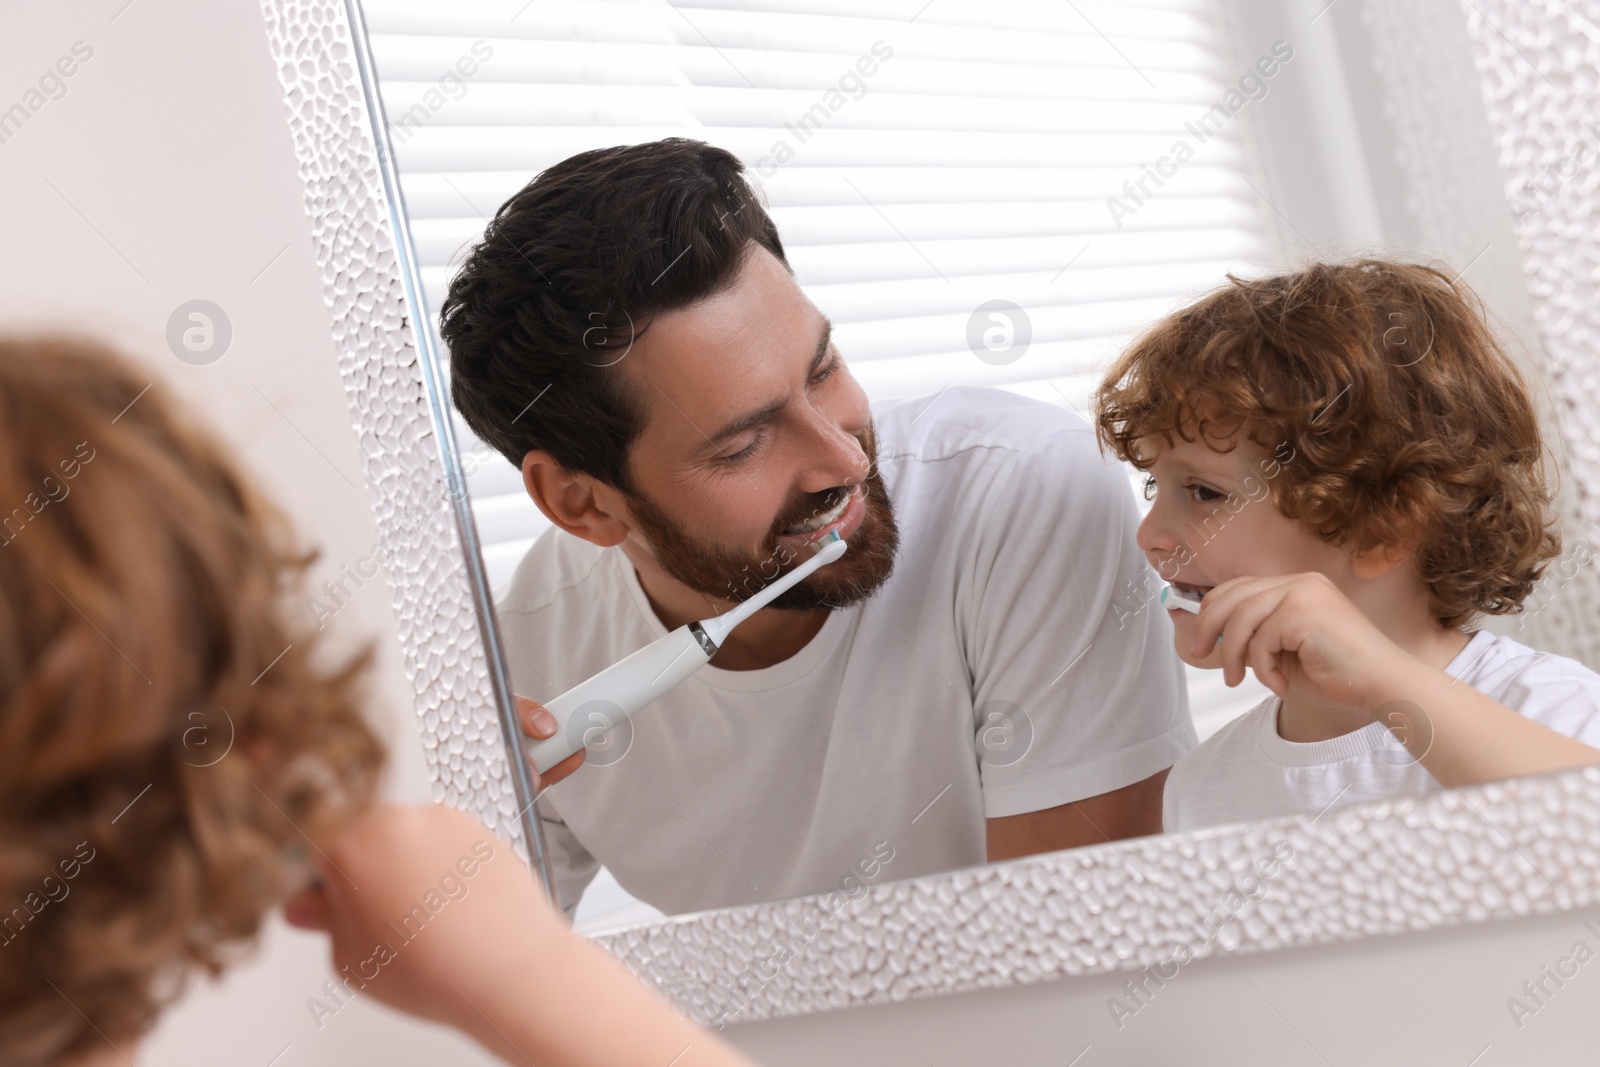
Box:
[1093,259,1600,833]
[0,335,750,1067]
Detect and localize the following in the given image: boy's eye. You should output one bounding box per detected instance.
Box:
[1141,474,1157,501]
[1188,483,1224,504]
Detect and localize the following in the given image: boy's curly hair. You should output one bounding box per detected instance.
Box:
[1094,258,1560,630]
[0,336,385,1065]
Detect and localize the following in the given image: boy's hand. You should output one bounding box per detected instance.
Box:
[1189,572,1410,713]
[283,803,564,1038]
[285,804,760,1067]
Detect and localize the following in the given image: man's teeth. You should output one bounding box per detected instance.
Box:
[1174,581,1214,596]
[784,491,850,534]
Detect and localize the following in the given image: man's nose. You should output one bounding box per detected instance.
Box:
[796,410,869,489]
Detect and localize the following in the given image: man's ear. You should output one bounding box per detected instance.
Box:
[521,450,629,548]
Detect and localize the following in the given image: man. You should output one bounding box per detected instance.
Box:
[441,138,1194,918]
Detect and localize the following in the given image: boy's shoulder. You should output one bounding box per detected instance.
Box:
[1455,629,1600,744]
[1455,628,1600,687]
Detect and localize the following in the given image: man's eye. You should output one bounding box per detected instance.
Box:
[719,437,763,465]
[810,358,838,385]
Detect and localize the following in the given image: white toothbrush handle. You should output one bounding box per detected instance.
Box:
[525,624,711,774]
[1161,585,1204,614]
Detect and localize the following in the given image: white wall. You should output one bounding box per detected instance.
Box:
[0,1,498,1063]
[726,904,1600,1064]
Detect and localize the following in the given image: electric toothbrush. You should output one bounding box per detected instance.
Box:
[526,531,849,774]
[1160,585,1203,614]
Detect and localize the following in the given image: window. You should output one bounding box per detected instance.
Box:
[365,0,1271,778]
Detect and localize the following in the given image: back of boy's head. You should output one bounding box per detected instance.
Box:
[0,336,385,1065]
[1095,258,1560,630]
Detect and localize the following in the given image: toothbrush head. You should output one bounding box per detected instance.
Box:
[696,531,849,647]
[1160,585,1203,614]
[811,529,846,560]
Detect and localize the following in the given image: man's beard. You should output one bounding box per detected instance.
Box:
[622,426,900,613]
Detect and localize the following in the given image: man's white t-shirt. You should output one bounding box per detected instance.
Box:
[498,387,1195,917]
[1163,629,1600,833]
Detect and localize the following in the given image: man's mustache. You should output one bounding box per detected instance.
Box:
[773,485,853,533]
[767,428,878,536]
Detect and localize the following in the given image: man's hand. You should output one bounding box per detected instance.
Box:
[518,694,587,790]
[1189,572,1411,714]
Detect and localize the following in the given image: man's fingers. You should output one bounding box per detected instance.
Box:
[516,694,558,739]
[532,747,586,791]
[513,695,588,791]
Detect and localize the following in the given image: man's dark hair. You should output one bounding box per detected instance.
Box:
[439,138,788,492]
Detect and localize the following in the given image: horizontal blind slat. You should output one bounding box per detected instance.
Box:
[377,84,1254,135]
[399,165,1260,215]
[390,126,1250,172]
[370,37,1236,99]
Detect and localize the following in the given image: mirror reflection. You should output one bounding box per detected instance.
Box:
[361,0,1600,928]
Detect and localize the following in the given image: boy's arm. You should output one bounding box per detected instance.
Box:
[1192,571,1600,789]
[285,804,756,1067]
[1369,655,1600,788]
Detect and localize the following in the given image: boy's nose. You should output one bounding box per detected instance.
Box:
[1136,500,1183,569]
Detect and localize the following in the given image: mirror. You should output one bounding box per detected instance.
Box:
[346,0,1600,935]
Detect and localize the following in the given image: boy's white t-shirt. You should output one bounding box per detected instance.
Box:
[1163,629,1600,833]
[497,387,1195,918]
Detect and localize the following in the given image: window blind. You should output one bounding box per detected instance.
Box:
[363,0,1272,752]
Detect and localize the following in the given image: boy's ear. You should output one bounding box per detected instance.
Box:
[520,450,630,548]
[1350,540,1413,580]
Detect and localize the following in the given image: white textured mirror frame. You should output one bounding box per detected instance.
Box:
[257,0,1600,1029]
